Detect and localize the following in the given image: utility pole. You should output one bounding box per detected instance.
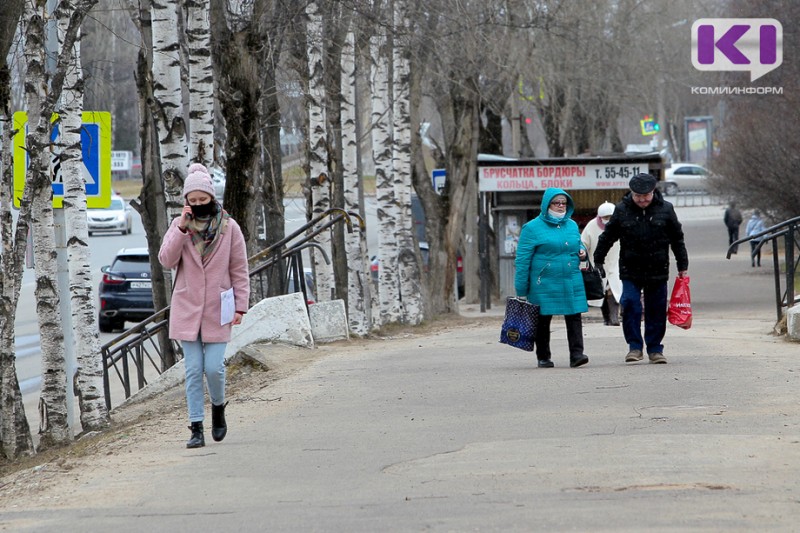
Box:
[510,78,521,158]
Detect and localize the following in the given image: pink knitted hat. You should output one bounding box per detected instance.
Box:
[182,163,216,198]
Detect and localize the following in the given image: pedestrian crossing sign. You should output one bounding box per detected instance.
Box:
[12,111,112,209]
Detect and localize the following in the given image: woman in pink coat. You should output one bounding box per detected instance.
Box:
[158,163,250,449]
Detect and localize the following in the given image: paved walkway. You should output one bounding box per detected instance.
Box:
[2,203,798,532]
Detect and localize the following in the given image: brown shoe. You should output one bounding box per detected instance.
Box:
[625,349,643,363]
[649,352,667,364]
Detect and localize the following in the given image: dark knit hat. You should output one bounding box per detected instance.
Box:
[183,163,216,198]
[629,173,657,194]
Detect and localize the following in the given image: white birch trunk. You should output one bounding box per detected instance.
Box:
[185,0,214,165]
[392,3,424,324]
[23,1,70,448]
[341,30,370,334]
[0,102,35,458]
[370,29,402,326]
[56,8,109,432]
[306,1,334,302]
[152,0,188,220]
[32,147,70,449]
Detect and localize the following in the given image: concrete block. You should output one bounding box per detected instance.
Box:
[230,343,317,376]
[309,299,350,343]
[787,303,800,341]
[224,292,314,360]
[120,359,185,408]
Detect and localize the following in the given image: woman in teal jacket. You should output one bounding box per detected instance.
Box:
[514,188,589,368]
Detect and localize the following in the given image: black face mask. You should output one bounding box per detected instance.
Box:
[190,201,217,218]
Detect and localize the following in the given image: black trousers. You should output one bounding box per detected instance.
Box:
[535,313,583,360]
[727,226,739,253]
[750,241,761,266]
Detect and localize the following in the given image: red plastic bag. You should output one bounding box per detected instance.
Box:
[668,276,692,329]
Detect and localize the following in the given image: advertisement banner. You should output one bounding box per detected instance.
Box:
[478,164,648,192]
[685,116,713,164]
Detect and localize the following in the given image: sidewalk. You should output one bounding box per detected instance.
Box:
[3,202,796,532]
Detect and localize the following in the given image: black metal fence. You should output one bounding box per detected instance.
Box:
[727,216,800,323]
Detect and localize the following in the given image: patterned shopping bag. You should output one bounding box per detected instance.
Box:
[499,297,539,351]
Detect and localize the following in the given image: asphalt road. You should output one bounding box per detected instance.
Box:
[678,205,777,320]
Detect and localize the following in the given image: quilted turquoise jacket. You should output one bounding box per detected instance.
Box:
[514,188,588,316]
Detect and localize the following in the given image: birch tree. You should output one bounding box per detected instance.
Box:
[341,29,370,334]
[185,0,213,164]
[370,26,402,326]
[21,0,100,450]
[56,0,109,432]
[24,0,70,450]
[0,0,35,460]
[305,1,334,302]
[0,121,34,459]
[391,0,424,324]
[129,0,181,369]
[151,0,187,220]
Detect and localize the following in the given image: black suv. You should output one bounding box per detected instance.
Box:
[98,248,155,332]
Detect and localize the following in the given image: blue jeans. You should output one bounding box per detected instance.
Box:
[620,279,668,355]
[182,338,227,422]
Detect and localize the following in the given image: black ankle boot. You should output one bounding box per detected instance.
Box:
[211,402,228,442]
[570,354,589,368]
[186,421,205,448]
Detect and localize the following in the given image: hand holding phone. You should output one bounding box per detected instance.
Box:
[179,205,193,229]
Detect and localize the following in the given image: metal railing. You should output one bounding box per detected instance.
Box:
[101,208,360,410]
[665,190,726,207]
[727,215,800,323]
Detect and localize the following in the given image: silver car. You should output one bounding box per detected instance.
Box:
[87,196,133,236]
[660,163,710,196]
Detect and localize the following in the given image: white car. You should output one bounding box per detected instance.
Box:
[87,196,133,236]
[660,163,710,196]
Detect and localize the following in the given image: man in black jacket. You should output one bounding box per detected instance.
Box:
[723,201,743,253]
[594,173,689,364]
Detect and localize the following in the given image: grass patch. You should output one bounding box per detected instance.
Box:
[112,179,142,199]
[114,172,376,200]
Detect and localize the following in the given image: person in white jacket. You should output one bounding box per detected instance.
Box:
[581,202,622,326]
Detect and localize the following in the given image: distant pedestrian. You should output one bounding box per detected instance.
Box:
[158,163,250,449]
[594,173,689,365]
[745,210,767,267]
[581,201,621,326]
[723,201,743,254]
[515,188,590,369]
